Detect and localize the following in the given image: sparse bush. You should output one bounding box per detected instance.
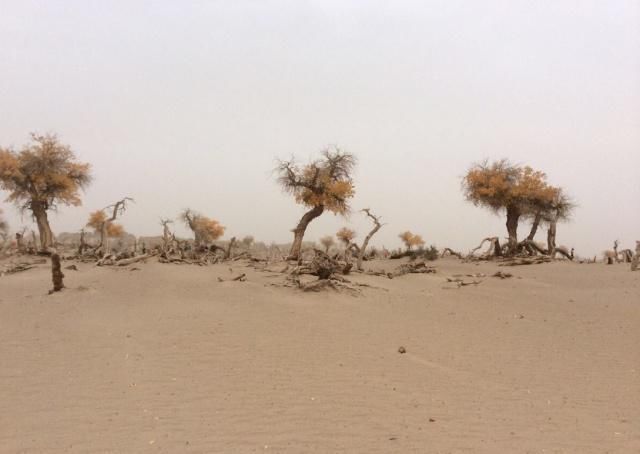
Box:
[390,245,439,261]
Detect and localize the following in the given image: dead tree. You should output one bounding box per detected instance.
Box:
[50,253,64,292]
[552,246,574,260]
[631,241,639,271]
[160,218,174,255]
[355,209,383,271]
[470,237,502,258]
[15,228,27,253]
[521,239,548,256]
[603,240,620,265]
[225,237,237,259]
[78,228,88,255]
[619,249,633,263]
[441,248,463,259]
[95,197,133,255]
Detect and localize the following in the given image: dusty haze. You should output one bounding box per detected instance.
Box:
[1,1,639,256]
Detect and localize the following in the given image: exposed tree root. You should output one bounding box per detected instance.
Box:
[391,261,437,277]
[441,248,463,259]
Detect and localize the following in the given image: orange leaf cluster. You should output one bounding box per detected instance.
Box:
[87,210,125,237]
[336,227,356,245]
[194,217,225,243]
[399,231,425,249]
[462,160,557,213]
[277,149,356,215]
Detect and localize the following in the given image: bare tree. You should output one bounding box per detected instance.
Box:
[355,209,383,271]
[603,240,620,265]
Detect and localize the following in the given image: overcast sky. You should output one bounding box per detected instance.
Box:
[1,0,638,256]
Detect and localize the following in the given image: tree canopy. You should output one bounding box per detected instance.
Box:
[0,133,91,211]
[276,148,356,215]
[399,231,425,250]
[336,227,356,246]
[462,159,556,216]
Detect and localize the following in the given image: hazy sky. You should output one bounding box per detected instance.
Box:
[1,0,639,256]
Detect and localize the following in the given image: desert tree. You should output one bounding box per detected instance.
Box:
[462,159,556,255]
[87,197,132,254]
[319,235,335,253]
[0,133,92,251]
[399,231,425,251]
[336,227,356,254]
[275,148,356,260]
[541,188,575,256]
[241,235,254,248]
[159,218,175,252]
[354,208,383,271]
[181,209,225,246]
[631,241,639,271]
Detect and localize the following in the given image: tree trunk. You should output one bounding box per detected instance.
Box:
[527,212,542,241]
[31,201,54,252]
[505,205,520,255]
[288,205,324,260]
[225,237,237,259]
[357,210,383,271]
[100,223,110,254]
[547,219,557,256]
[51,253,64,292]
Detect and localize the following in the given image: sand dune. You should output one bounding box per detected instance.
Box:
[1,257,638,453]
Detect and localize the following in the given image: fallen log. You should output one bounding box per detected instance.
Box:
[115,253,154,267]
[441,248,464,259]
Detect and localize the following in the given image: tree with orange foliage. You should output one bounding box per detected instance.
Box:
[462,159,557,255]
[87,198,132,254]
[181,209,225,246]
[0,133,92,251]
[276,148,356,260]
[399,231,425,251]
[87,211,124,238]
[336,227,356,247]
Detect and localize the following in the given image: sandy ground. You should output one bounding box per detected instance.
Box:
[0,256,638,453]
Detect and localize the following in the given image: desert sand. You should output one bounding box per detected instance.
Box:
[1,257,638,453]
